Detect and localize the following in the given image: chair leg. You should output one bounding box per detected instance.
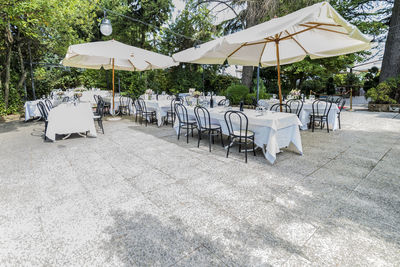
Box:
[220,130,224,147]
[239,137,242,152]
[99,120,104,134]
[252,139,256,156]
[177,125,181,140]
[191,125,194,137]
[312,118,315,132]
[209,131,212,152]
[245,142,248,163]
[226,136,231,158]
[197,130,201,148]
[326,119,329,133]
[186,125,189,143]
[338,114,341,129]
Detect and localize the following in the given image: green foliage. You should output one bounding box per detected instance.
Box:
[363,67,380,92]
[365,79,400,104]
[225,84,249,105]
[326,77,335,95]
[0,86,23,115]
[300,79,324,94]
[210,75,240,95]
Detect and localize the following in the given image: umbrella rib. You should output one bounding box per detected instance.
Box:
[227,43,247,58]
[305,22,342,27]
[299,24,348,35]
[145,60,153,70]
[259,42,267,64]
[128,60,136,71]
[284,30,309,54]
[279,24,320,41]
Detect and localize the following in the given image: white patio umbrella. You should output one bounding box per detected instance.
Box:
[173,1,372,107]
[62,40,178,111]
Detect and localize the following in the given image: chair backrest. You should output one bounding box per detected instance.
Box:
[96,100,105,118]
[217,99,226,106]
[286,99,303,117]
[174,103,189,124]
[133,98,142,113]
[62,96,70,102]
[45,99,53,110]
[270,103,292,113]
[224,110,249,138]
[312,100,332,116]
[170,97,183,111]
[93,95,99,104]
[194,106,212,129]
[137,98,148,113]
[37,101,48,120]
[120,96,131,107]
[335,96,343,105]
[326,95,334,102]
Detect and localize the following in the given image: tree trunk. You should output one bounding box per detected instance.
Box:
[17,42,27,98]
[242,66,254,89]
[380,0,400,82]
[3,23,13,110]
[4,45,12,110]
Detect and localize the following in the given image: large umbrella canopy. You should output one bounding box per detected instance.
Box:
[62,40,178,111]
[173,1,372,105]
[63,39,178,71]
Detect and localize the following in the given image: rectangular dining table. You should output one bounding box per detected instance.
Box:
[174,106,303,164]
[46,102,97,141]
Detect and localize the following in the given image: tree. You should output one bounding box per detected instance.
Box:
[380,0,400,81]
[161,0,220,92]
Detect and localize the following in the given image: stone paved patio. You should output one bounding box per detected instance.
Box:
[0,110,399,266]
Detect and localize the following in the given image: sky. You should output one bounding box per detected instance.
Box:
[171,0,239,25]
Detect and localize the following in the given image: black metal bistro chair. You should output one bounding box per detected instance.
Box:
[286,99,303,117]
[45,99,53,111]
[337,98,346,129]
[224,110,256,163]
[334,96,343,105]
[175,103,197,143]
[137,98,156,126]
[93,99,105,134]
[194,106,224,152]
[166,97,183,127]
[98,95,110,114]
[270,103,292,113]
[132,98,142,123]
[37,101,49,140]
[119,96,131,115]
[62,96,70,102]
[217,98,227,106]
[310,99,332,133]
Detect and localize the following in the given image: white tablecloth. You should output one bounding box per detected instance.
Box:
[46,102,97,141]
[265,99,339,131]
[174,107,303,164]
[24,99,60,121]
[80,90,110,104]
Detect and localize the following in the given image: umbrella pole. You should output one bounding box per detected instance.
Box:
[275,41,283,112]
[256,64,260,102]
[112,58,115,113]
